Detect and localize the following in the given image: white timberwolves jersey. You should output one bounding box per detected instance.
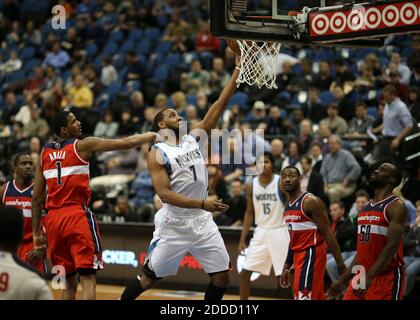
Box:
[152,134,208,216]
[252,174,286,228]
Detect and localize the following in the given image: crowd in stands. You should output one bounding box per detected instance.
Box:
[0,0,419,297]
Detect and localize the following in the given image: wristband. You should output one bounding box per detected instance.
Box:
[235,66,241,71]
[201,200,205,209]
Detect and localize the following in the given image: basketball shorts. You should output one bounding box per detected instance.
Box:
[43,205,104,275]
[243,226,290,276]
[17,241,47,274]
[293,243,327,300]
[343,266,405,300]
[144,207,230,278]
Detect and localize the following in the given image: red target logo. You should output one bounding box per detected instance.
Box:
[400,3,418,25]
[312,14,329,35]
[382,5,399,27]
[330,12,346,33]
[364,7,381,29]
[347,9,365,31]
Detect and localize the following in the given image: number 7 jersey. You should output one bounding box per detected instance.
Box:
[40,138,91,210]
[152,134,208,216]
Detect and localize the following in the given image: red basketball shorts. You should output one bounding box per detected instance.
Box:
[293,243,327,300]
[43,205,104,275]
[343,266,405,300]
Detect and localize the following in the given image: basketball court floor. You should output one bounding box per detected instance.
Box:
[50,284,280,300]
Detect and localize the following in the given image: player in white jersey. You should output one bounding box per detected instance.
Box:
[120,55,241,300]
[0,206,52,300]
[238,152,290,300]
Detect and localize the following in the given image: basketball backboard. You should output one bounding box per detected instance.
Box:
[210,0,420,47]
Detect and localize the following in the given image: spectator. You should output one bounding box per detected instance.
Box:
[207,163,229,202]
[63,74,94,109]
[346,101,375,137]
[209,57,230,95]
[312,61,333,91]
[247,101,267,130]
[390,52,412,86]
[14,92,37,126]
[110,195,139,223]
[42,41,70,70]
[326,201,357,283]
[372,85,413,163]
[93,110,119,138]
[0,50,22,75]
[183,59,210,95]
[309,141,323,173]
[24,66,45,95]
[300,155,325,200]
[299,119,314,154]
[266,105,289,135]
[281,140,303,174]
[301,87,326,124]
[320,103,348,135]
[22,107,49,141]
[408,86,420,122]
[61,27,83,62]
[220,136,247,183]
[316,123,332,156]
[320,135,361,203]
[288,58,313,91]
[118,109,137,136]
[85,65,101,97]
[130,170,156,220]
[124,50,143,83]
[100,56,118,87]
[140,107,155,133]
[215,179,246,227]
[332,85,356,122]
[331,59,355,89]
[153,93,168,111]
[163,11,190,41]
[171,91,187,112]
[0,92,19,124]
[0,206,52,300]
[195,22,221,54]
[270,138,286,174]
[347,189,370,219]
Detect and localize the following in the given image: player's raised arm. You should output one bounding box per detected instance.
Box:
[31,160,46,248]
[77,132,158,159]
[148,148,229,212]
[238,183,254,253]
[365,199,407,279]
[191,56,240,132]
[305,195,346,274]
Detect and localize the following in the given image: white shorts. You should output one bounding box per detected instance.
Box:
[243,226,290,276]
[145,207,230,278]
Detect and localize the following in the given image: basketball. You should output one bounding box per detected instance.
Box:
[227,39,241,55]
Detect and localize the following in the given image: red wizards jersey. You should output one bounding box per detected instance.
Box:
[357,195,404,273]
[2,180,34,243]
[40,138,91,210]
[284,192,325,251]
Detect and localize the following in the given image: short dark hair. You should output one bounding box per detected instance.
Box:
[52,110,71,136]
[383,84,397,96]
[153,109,166,132]
[0,206,23,249]
[330,201,345,210]
[13,152,31,167]
[300,155,312,165]
[257,151,275,166]
[355,189,370,199]
[355,101,367,109]
[281,166,300,176]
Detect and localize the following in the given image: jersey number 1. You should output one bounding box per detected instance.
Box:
[189,165,197,181]
[55,161,62,185]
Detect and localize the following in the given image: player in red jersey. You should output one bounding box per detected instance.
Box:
[279,166,345,300]
[0,153,46,272]
[329,163,406,300]
[31,110,159,300]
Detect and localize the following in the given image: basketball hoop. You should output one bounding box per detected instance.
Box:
[236,40,282,89]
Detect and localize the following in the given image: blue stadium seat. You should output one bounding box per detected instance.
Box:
[144,28,160,41]
[119,40,135,55]
[122,81,141,96]
[228,92,249,109]
[107,81,122,96]
[109,30,125,43]
[20,47,36,61]
[367,106,379,120]
[186,95,197,106]
[319,90,336,106]
[128,29,144,42]
[23,58,41,72]
[155,40,172,55]
[164,53,181,67]
[152,65,170,82]
[102,42,118,57]
[135,40,152,56]
[85,43,98,59]
[156,15,169,29]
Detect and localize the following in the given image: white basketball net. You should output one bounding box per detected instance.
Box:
[236,40,282,89]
